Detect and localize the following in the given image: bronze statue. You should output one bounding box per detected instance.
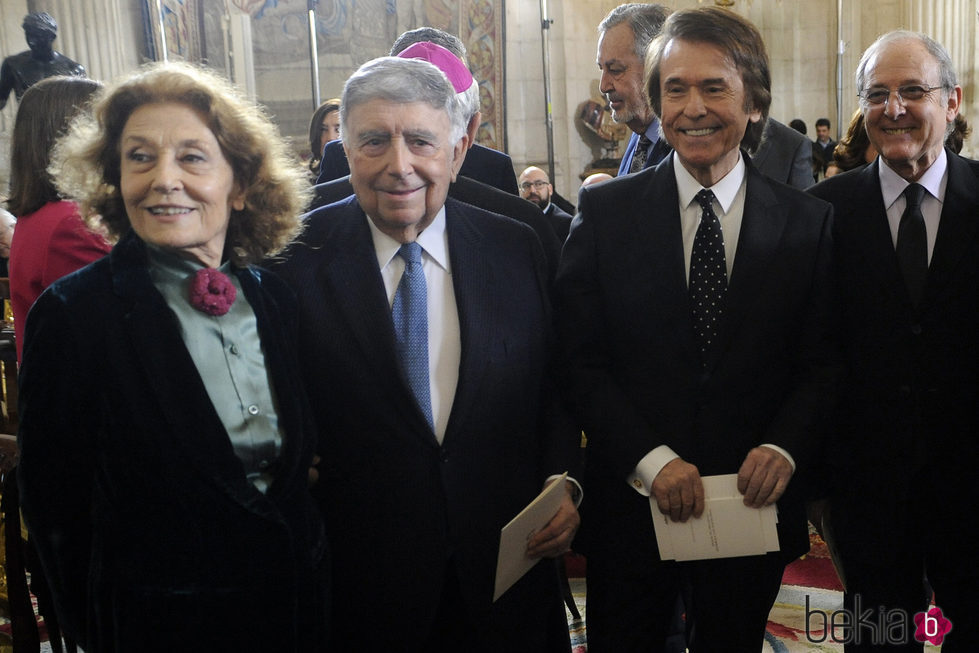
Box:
[0,13,85,109]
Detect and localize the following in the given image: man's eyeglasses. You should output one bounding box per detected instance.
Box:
[859,84,943,106]
[520,180,549,191]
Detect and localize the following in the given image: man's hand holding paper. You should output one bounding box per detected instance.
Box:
[651,458,705,523]
[650,474,781,561]
[526,481,580,558]
[737,446,794,508]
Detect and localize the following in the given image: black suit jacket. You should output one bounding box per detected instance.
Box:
[544,202,573,242]
[317,139,519,194]
[809,152,979,564]
[460,142,520,194]
[17,232,325,652]
[814,138,836,165]
[751,118,815,190]
[555,154,838,567]
[274,196,577,651]
[310,174,562,283]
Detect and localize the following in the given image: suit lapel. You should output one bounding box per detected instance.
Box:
[924,152,979,308]
[316,202,437,441]
[709,163,786,370]
[633,160,701,368]
[442,199,494,445]
[851,162,916,308]
[318,203,401,376]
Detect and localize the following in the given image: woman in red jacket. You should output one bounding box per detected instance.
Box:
[6,75,110,361]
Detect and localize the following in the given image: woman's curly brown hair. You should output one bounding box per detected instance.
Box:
[51,61,311,266]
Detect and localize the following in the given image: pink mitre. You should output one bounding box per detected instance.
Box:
[396,42,474,93]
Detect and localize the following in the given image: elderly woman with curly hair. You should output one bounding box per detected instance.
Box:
[16,62,327,652]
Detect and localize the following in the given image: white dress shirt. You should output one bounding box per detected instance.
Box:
[879,149,947,265]
[368,208,460,444]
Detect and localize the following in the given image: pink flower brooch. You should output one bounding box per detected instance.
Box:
[189,268,237,316]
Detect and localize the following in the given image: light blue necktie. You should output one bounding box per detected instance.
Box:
[392,242,433,430]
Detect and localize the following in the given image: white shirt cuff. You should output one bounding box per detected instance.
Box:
[547,474,583,507]
[760,443,796,471]
[626,446,679,497]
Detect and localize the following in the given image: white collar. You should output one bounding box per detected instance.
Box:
[674,150,746,213]
[367,205,450,273]
[878,148,947,209]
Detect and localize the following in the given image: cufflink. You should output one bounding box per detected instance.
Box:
[633,479,643,489]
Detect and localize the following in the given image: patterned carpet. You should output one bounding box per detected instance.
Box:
[764,529,846,652]
[565,530,943,652]
[566,577,587,653]
[765,531,942,652]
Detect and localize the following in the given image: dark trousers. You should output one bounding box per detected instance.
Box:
[833,474,979,653]
[586,552,785,652]
[838,548,978,652]
[423,560,473,652]
[423,559,571,653]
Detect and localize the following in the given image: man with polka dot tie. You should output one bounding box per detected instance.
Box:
[555,7,839,651]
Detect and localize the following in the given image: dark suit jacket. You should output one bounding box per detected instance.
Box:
[555,154,838,568]
[17,232,326,652]
[461,142,520,194]
[809,152,979,565]
[751,118,815,190]
[317,138,519,194]
[544,202,573,242]
[814,138,836,165]
[274,196,578,651]
[309,174,563,283]
[550,190,576,216]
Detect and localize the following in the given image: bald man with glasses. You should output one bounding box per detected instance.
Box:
[518,166,572,241]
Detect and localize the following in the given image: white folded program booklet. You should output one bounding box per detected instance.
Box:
[651,473,780,561]
[493,472,568,601]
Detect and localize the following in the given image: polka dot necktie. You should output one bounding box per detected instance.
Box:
[392,242,433,430]
[690,189,728,365]
[896,183,928,308]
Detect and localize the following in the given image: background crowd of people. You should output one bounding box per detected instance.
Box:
[1,3,976,652]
